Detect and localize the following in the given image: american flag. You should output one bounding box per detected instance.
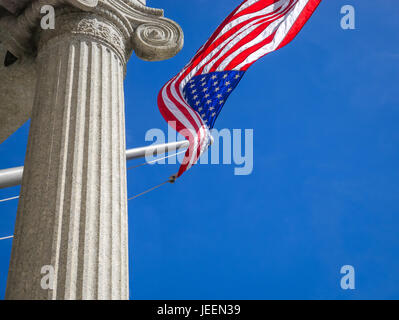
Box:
[158,0,321,177]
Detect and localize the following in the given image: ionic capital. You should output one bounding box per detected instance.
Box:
[0,0,183,64]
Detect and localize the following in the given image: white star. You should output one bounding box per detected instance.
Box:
[201,77,206,82]
[213,81,218,86]
[225,81,231,86]
[198,107,203,111]
[227,88,232,92]
[189,80,194,83]
[209,106,215,111]
[201,82,206,87]
[214,87,220,92]
[196,101,200,106]
[190,84,195,88]
[193,95,199,100]
[212,112,216,117]
[201,113,206,118]
[206,100,212,104]
[211,75,217,80]
[202,88,208,92]
[217,94,222,99]
[192,89,197,94]
[223,74,228,79]
[219,100,224,104]
[235,74,240,79]
[204,93,210,98]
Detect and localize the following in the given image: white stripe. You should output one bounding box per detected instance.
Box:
[215,4,295,71]
[234,0,309,70]
[185,136,199,170]
[215,0,289,42]
[185,126,210,170]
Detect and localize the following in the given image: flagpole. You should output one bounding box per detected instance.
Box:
[0,140,189,190]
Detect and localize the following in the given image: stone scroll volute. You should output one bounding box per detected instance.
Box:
[0,0,184,63]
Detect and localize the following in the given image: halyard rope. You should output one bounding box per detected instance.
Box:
[127,175,177,201]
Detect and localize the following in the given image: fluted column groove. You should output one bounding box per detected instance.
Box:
[6,32,128,300]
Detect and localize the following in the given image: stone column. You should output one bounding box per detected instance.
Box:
[3,0,183,300]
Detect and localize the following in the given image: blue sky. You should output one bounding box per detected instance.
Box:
[1,0,399,299]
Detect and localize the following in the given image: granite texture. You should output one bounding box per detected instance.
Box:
[0,0,32,14]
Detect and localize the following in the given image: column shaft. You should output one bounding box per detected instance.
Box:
[6,35,129,300]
